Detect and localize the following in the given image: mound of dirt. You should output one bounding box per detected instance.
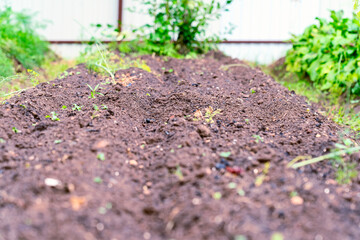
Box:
[0,53,359,240]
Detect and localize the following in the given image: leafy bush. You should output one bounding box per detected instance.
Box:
[285,10,360,97]
[120,0,233,57]
[0,6,50,77]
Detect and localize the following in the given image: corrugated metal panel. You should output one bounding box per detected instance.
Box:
[217,0,354,63]
[0,0,355,62]
[0,0,119,41]
[218,0,354,41]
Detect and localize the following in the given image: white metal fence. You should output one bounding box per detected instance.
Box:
[0,0,355,63]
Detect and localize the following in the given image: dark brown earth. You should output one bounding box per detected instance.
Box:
[0,52,360,240]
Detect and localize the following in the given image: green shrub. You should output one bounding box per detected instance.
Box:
[285,10,360,97]
[0,48,14,77]
[0,6,49,77]
[121,0,233,57]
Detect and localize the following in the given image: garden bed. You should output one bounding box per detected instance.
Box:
[0,52,359,240]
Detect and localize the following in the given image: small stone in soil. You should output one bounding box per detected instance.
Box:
[291,196,304,205]
[197,125,211,138]
[44,178,61,187]
[129,160,138,166]
[215,163,226,170]
[220,158,230,166]
[145,119,155,123]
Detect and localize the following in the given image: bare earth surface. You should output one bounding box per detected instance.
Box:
[0,52,359,240]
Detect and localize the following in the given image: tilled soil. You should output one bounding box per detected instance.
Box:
[0,52,359,240]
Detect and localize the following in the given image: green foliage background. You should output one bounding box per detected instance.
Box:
[0,6,49,77]
[285,10,360,97]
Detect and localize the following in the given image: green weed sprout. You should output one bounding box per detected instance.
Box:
[93,43,115,82]
[288,140,359,184]
[12,127,20,133]
[87,84,103,99]
[174,165,184,181]
[204,106,221,123]
[97,152,105,161]
[253,135,263,143]
[45,112,60,121]
[288,146,360,169]
[72,104,83,111]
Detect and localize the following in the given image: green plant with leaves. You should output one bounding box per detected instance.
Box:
[12,126,20,133]
[355,0,360,17]
[45,111,60,121]
[77,22,151,81]
[0,6,49,77]
[123,0,233,56]
[286,10,360,97]
[72,104,83,111]
[97,152,105,161]
[204,106,221,123]
[161,67,174,73]
[174,165,184,181]
[80,43,151,80]
[87,84,103,99]
[253,135,263,143]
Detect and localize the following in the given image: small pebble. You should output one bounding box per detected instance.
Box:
[215,163,226,170]
[96,223,104,231]
[192,198,201,205]
[314,234,323,240]
[66,183,75,192]
[303,182,313,190]
[143,232,151,240]
[129,160,138,166]
[143,186,151,195]
[44,178,61,187]
[220,158,230,166]
[291,196,304,205]
[197,125,211,138]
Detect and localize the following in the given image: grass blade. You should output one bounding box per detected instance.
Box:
[290,146,360,169]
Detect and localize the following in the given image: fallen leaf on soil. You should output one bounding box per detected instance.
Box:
[193,110,203,120]
[225,166,243,175]
[70,196,87,211]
